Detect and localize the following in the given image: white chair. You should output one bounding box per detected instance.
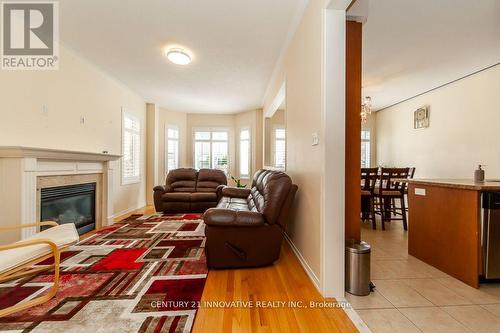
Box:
[0,221,79,317]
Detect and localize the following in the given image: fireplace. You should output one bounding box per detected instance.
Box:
[40,183,96,235]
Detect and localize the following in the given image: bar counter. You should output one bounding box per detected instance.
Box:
[406,179,500,288]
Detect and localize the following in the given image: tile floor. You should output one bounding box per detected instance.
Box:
[347,219,500,333]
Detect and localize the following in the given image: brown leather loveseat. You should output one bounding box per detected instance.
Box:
[153,168,227,213]
[203,169,298,268]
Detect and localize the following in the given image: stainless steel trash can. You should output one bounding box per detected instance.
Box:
[345,241,371,296]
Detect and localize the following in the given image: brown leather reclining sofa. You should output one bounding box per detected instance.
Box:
[204,169,298,268]
[153,168,227,213]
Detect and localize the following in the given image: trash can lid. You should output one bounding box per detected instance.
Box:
[345,240,371,254]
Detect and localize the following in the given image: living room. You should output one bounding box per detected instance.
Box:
[1,0,499,332]
[0,0,357,332]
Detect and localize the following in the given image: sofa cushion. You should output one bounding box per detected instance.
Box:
[190,192,217,202]
[249,170,292,224]
[197,169,227,192]
[217,197,254,212]
[204,208,264,227]
[221,187,251,199]
[162,192,191,202]
[166,168,197,193]
[171,181,196,193]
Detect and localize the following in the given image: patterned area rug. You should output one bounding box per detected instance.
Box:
[0,214,207,333]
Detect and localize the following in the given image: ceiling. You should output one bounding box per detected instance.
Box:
[59,0,304,113]
[359,0,500,111]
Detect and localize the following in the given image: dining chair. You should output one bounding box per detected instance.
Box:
[391,166,415,212]
[403,167,416,212]
[375,167,410,230]
[361,167,379,229]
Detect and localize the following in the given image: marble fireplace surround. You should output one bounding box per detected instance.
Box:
[0,147,121,242]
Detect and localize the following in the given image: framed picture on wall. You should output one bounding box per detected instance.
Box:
[414,106,430,129]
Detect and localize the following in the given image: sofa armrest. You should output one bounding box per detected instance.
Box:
[154,185,173,193]
[153,185,166,192]
[204,208,264,227]
[221,186,251,199]
[153,185,170,212]
[216,184,225,201]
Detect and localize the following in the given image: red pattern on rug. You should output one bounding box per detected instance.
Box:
[91,248,146,271]
[0,213,207,333]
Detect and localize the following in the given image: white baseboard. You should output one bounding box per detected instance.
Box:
[283,233,321,292]
[110,202,147,220]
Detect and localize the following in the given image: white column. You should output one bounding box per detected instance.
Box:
[146,103,160,205]
[321,4,348,298]
[103,161,114,226]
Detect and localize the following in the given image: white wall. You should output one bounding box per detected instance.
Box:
[376,65,500,179]
[262,0,350,297]
[262,0,326,282]
[0,46,146,216]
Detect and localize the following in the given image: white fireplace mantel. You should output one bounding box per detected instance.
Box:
[0,146,121,162]
[0,146,121,241]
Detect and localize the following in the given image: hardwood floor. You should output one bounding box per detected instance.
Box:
[116,206,358,332]
[193,242,358,332]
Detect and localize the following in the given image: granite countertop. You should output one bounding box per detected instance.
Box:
[402,179,500,191]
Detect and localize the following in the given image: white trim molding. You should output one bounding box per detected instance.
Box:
[0,146,120,161]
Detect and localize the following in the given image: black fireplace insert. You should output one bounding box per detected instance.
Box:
[40,182,96,235]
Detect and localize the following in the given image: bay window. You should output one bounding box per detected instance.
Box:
[194,129,229,173]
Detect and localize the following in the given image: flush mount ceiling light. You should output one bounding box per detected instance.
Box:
[165,48,192,65]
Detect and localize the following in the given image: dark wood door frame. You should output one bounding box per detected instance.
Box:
[345,20,362,242]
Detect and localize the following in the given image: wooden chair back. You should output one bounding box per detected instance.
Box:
[408,167,416,179]
[379,167,410,194]
[361,167,379,194]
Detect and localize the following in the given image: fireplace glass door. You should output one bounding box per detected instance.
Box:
[40,182,96,235]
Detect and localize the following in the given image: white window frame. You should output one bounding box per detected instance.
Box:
[192,128,230,173]
[121,110,141,185]
[239,127,251,179]
[361,130,371,168]
[273,126,286,170]
[165,124,179,173]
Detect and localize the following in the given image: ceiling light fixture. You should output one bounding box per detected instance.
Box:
[165,48,192,65]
